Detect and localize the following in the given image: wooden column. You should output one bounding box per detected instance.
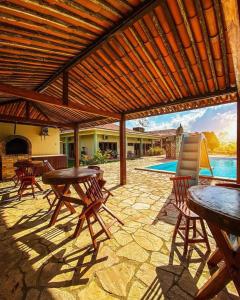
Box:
[140,138,143,157]
[237,95,240,183]
[74,124,79,167]
[120,114,126,185]
[93,132,98,155]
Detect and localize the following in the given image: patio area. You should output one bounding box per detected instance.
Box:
[0,156,238,300]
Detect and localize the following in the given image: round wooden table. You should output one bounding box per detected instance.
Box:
[42,167,102,185]
[42,167,101,225]
[188,185,240,299]
[42,167,122,249]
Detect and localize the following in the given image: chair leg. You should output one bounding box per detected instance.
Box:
[86,216,99,249]
[199,218,211,252]
[31,185,35,198]
[73,217,85,238]
[173,213,182,241]
[192,219,196,238]
[48,196,58,211]
[183,217,190,256]
[93,209,111,239]
[49,199,63,226]
[35,181,43,191]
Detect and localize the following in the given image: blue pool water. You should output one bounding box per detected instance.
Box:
[146,157,236,179]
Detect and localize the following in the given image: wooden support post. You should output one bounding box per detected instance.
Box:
[120,114,126,185]
[140,138,143,157]
[93,132,98,155]
[74,124,80,168]
[63,71,69,106]
[237,95,240,183]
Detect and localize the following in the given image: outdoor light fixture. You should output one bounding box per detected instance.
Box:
[40,127,49,139]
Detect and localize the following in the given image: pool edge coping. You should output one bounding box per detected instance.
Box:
[135,167,236,182]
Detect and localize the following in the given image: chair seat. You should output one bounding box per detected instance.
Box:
[175,202,199,218]
[20,175,35,184]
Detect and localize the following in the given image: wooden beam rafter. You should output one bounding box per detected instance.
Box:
[221,0,240,94]
[126,87,237,116]
[36,0,162,92]
[0,83,120,119]
[177,0,209,92]
[0,113,71,128]
[195,0,219,90]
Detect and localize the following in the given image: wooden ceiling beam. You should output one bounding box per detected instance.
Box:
[30,102,50,121]
[129,25,172,100]
[0,114,71,128]
[177,0,209,92]
[151,11,190,95]
[94,46,151,107]
[214,0,229,87]
[130,95,235,118]
[36,0,162,92]
[0,98,22,106]
[125,87,237,116]
[139,18,182,98]
[0,83,120,119]
[111,37,161,105]
[120,32,168,102]
[195,0,218,90]
[221,0,240,94]
[161,0,200,95]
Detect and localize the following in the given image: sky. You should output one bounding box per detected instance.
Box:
[127,103,237,142]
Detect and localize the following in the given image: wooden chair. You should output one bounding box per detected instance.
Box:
[12,167,25,186]
[69,175,123,249]
[18,166,42,200]
[170,176,210,256]
[43,160,70,211]
[87,165,113,203]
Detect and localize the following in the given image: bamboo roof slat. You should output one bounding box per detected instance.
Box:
[0,0,238,127]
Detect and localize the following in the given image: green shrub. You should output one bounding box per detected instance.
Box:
[147,146,165,156]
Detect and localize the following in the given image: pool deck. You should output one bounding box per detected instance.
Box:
[0,156,238,299]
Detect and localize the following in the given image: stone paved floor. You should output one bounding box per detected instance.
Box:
[0,156,238,300]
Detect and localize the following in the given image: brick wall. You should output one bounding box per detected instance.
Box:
[1,154,30,180]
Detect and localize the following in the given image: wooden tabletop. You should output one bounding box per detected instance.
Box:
[42,167,102,185]
[188,185,240,236]
[14,160,43,168]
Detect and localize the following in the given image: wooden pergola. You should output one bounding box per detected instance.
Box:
[0,0,239,184]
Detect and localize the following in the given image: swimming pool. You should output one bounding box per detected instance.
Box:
[146,157,236,179]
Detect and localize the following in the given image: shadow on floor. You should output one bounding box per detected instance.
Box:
[141,230,237,300]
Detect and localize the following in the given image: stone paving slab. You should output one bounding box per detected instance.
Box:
[0,156,238,299]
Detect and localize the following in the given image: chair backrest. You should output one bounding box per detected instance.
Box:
[88,165,103,179]
[83,175,104,203]
[170,176,191,205]
[43,160,55,172]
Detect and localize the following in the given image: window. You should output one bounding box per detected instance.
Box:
[99,142,117,152]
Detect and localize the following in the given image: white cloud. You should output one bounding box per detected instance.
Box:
[212,110,236,141]
[128,108,208,132]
